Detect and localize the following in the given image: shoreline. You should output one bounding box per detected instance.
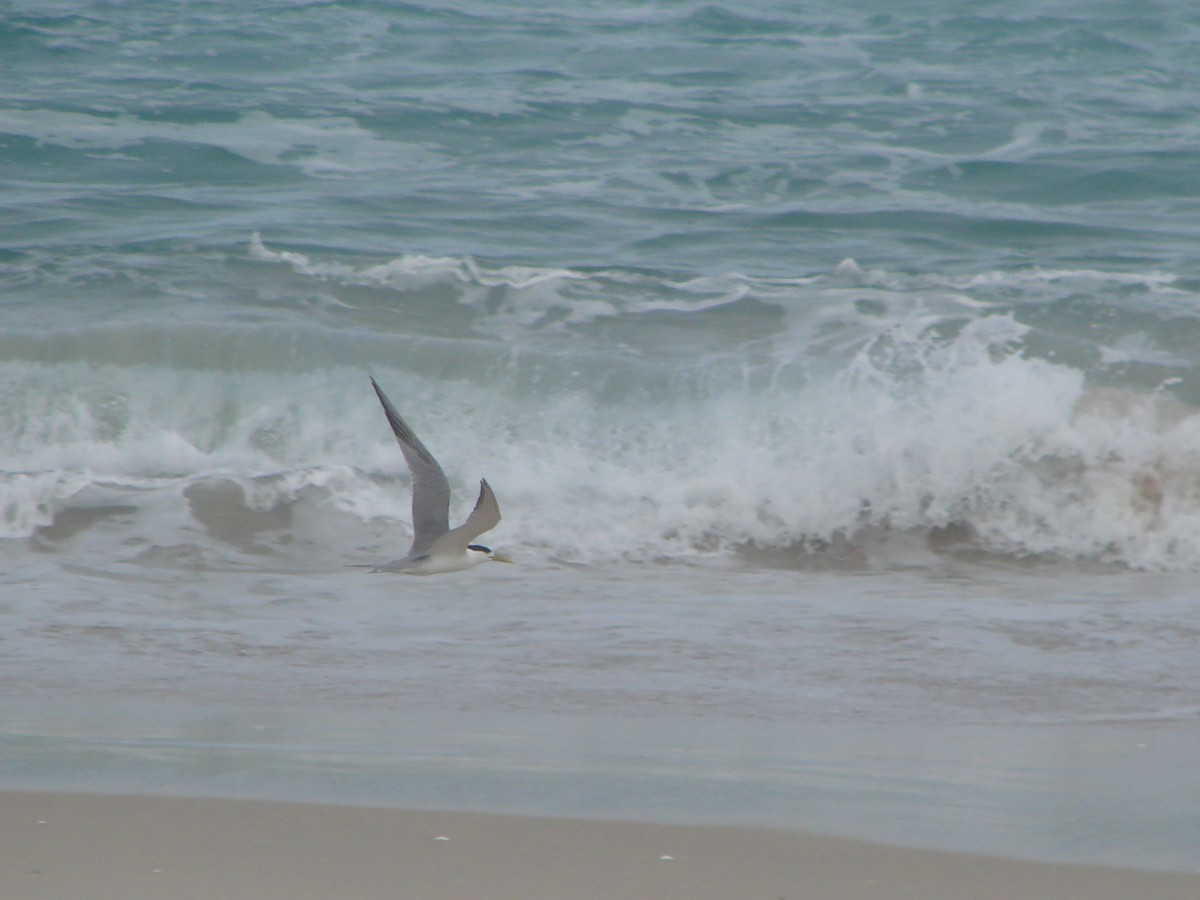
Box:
[6,790,1200,900]
[6,699,1200,875]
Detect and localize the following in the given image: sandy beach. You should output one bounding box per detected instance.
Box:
[5,791,1199,900]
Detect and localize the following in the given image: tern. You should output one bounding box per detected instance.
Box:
[364,376,511,575]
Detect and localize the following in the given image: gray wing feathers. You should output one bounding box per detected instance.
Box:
[461,478,501,542]
[425,479,501,557]
[370,377,451,556]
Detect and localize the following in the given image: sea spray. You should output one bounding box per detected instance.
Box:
[5,251,1200,569]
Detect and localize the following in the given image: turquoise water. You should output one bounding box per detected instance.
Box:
[6,2,1200,274]
[3,0,1200,871]
[4,0,1200,567]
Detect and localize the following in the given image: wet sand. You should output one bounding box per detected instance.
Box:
[5,791,1199,900]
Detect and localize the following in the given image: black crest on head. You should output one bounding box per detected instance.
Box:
[467,544,491,553]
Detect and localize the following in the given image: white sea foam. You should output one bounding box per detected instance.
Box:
[3,300,1200,570]
[5,241,1200,569]
[248,234,795,335]
[0,107,438,177]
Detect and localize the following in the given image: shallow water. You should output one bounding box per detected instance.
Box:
[5,558,1199,870]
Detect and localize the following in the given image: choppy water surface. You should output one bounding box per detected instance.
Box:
[3,0,1200,871]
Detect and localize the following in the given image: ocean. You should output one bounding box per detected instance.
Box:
[3,0,1199,871]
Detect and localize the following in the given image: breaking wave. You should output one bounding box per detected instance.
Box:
[5,245,1200,572]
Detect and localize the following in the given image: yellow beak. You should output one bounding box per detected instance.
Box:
[489,553,514,564]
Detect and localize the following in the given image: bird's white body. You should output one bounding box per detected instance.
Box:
[362,377,509,576]
[375,546,493,576]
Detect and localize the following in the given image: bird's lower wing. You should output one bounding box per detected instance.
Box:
[424,479,501,556]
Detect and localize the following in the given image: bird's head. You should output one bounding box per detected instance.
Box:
[468,544,513,564]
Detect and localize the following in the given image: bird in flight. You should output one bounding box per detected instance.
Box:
[362,376,511,575]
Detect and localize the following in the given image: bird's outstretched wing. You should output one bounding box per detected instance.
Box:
[424,479,501,558]
[370,377,451,556]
